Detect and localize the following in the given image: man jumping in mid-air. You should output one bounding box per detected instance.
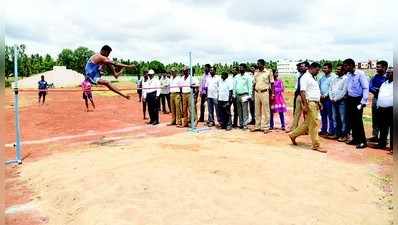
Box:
[85,45,134,99]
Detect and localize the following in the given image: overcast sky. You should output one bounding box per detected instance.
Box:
[5,0,396,64]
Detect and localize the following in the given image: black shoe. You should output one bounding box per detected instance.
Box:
[367,137,378,142]
[318,131,328,136]
[368,143,387,150]
[346,140,358,145]
[356,143,367,149]
[151,121,159,125]
[198,118,204,122]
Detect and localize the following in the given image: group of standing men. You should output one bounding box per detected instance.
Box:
[136,58,393,154]
[137,67,199,127]
[288,59,393,153]
[138,59,279,134]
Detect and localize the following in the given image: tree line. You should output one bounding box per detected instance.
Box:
[5,44,343,78]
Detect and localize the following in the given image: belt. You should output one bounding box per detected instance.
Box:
[237,92,248,96]
[255,89,268,93]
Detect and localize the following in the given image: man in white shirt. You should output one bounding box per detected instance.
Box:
[141,70,149,120]
[181,66,199,127]
[168,68,183,127]
[160,74,171,114]
[206,67,221,127]
[328,65,348,141]
[231,67,239,128]
[198,64,211,122]
[289,61,309,132]
[218,72,234,131]
[143,69,161,125]
[369,69,393,151]
[289,62,324,152]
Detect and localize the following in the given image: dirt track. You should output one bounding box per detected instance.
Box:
[5,87,393,225]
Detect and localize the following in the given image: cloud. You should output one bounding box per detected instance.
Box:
[4,0,396,64]
[225,0,313,27]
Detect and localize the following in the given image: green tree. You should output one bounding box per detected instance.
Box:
[57,49,74,69]
[148,60,165,73]
[72,47,95,73]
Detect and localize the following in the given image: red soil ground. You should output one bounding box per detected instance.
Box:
[4,88,392,225]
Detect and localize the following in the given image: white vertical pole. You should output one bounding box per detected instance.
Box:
[13,45,22,164]
[189,52,195,130]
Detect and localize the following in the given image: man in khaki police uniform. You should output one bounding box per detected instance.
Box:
[250,59,274,134]
[181,66,199,127]
[167,68,183,127]
[289,62,324,152]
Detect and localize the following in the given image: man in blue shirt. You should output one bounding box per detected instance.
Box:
[318,63,337,137]
[38,75,48,105]
[343,58,369,149]
[367,60,387,143]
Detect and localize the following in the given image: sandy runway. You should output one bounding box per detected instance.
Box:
[18,130,392,225]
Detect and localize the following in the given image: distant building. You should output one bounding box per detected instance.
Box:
[357,60,378,69]
[277,60,300,76]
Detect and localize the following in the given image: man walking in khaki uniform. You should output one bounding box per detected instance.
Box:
[167,68,183,127]
[250,59,274,134]
[289,62,324,152]
[288,61,309,132]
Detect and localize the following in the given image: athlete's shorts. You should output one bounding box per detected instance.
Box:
[38,90,47,97]
[83,92,93,100]
[85,72,101,85]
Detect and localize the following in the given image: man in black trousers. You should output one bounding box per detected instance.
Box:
[198,64,211,122]
[231,67,239,127]
[369,68,393,151]
[143,69,161,125]
[343,59,369,149]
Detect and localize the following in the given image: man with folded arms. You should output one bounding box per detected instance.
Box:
[289,62,323,152]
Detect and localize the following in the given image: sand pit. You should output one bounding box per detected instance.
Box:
[18,130,392,225]
[12,66,84,89]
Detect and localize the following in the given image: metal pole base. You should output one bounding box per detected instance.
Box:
[5,159,22,165]
[187,127,211,133]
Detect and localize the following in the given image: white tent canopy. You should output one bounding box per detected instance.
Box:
[12,66,85,89]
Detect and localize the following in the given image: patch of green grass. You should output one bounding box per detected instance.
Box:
[280,75,296,92]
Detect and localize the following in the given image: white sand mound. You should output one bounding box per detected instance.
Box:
[13,66,85,89]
